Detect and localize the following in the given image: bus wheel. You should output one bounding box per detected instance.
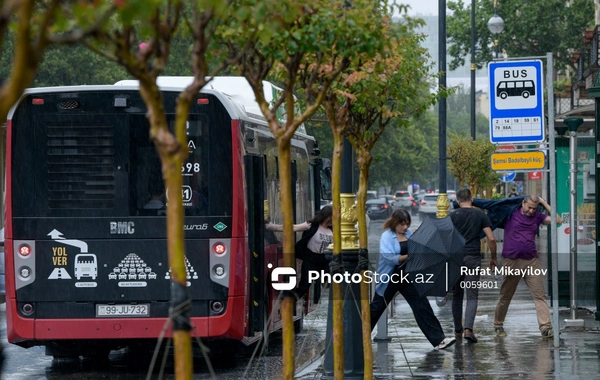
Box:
[45,343,80,360]
[81,348,111,362]
[500,92,508,99]
[522,92,530,98]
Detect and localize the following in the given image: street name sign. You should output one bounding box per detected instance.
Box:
[491,151,546,171]
[489,60,544,144]
[494,144,516,180]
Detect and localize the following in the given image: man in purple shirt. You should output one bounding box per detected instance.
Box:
[494,194,562,339]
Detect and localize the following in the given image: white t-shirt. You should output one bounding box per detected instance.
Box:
[306,224,333,254]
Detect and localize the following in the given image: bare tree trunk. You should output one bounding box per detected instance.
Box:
[276,140,296,380]
[357,157,373,379]
[138,81,193,379]
[331,130,345,378]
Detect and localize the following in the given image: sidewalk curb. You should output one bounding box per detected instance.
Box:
[294,342,324,378]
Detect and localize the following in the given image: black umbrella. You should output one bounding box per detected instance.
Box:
[405,216,465,297]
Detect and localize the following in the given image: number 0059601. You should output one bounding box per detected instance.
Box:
[459,281,498,289]
[96,304,150,317]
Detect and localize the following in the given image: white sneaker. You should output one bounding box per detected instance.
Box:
[435,337,456,350]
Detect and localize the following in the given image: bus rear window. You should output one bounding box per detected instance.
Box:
[12,91,232,219]
[132,114,222,217]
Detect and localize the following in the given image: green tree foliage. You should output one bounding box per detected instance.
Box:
[33,31,193,86]
[0,1,114,123]
[447,133,498,196]
[447,0,594,71]
[33,45,128,86]
[306,103,442,193]
[369,114,438,190]
[445,85,489,139]
[0,3,196,87]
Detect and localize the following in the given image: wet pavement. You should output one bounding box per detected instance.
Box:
[295,283,600,379]
[294,221,600,379]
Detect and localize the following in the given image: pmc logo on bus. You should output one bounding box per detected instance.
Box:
[268,264,297,291]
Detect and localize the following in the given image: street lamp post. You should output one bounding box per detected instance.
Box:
[487,0,504,59]
[470,0,476,140]
[323,137,363,379]
[437,0,449,217]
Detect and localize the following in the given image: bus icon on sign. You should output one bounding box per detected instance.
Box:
[74,254,98,280]
[496,80,535,99]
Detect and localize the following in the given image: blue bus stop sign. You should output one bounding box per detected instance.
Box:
[489,60,544,144]
[499,172,516,182]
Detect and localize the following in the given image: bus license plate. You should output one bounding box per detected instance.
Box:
[96,304,150,317]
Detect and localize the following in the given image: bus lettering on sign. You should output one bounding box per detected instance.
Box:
[52,246,67,266]
[110,221,135,235]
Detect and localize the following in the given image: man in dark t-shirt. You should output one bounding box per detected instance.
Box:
[449,188,497,343]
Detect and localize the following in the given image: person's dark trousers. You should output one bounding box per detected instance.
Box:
[295,252,329,300]
[452,255,482,333]
[370,267,446,347]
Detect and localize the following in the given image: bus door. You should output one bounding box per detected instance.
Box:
[244,154,267,336]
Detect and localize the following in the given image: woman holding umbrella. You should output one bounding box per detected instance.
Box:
[370,209,456,350]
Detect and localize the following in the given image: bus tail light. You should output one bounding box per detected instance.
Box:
[14,240,36,290]
[209,238,230,288]
[18,244,32,257]
[212,242,227,255]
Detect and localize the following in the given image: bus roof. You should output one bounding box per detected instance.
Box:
[10,77,309,136]
[115,76,308,135]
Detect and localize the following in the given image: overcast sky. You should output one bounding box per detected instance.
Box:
[397,0,439,16]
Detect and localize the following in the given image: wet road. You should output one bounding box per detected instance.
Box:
[0,302,326,379]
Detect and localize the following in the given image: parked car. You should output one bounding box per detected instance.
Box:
[418,194,451,218]
[366,198,392,220]
[366,190,378,201]
[379,195,395,208]
[393,191,412,209]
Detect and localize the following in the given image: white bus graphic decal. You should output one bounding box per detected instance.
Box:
[74,254,97,280]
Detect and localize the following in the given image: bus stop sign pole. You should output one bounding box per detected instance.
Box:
[563,117,585,327]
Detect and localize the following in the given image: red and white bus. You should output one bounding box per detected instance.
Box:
[5,77,325,358]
